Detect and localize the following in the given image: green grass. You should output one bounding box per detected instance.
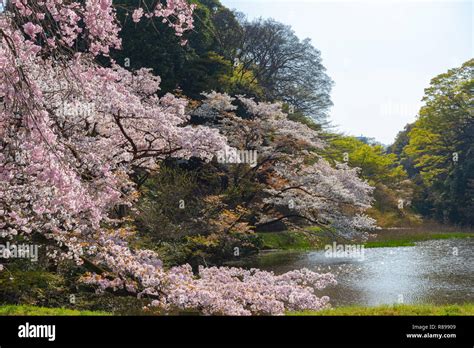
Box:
[2,303,473,316]
[364,232,473,248]
[0,304,110,316]
[258,229,324,250]
[258,229,472,251]
[289,303,474,316]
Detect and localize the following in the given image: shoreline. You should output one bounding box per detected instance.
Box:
[257,229,474,251]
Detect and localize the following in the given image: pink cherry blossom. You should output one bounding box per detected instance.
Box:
[0,1,349,315]
[22,22,42,38]
[132,8,144,23]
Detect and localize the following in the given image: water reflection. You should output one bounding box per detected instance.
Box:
[238,238,474,307]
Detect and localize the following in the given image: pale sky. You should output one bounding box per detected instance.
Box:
[220,0,473,144]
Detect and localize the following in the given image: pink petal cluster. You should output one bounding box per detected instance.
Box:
[7,0,195,56]
[22,22,42,38]
[81,237,337,316]
[132,8,144,23]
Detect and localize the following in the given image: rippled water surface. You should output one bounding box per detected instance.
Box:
[239,238,474,307]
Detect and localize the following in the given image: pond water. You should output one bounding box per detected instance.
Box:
[238,238,474,307]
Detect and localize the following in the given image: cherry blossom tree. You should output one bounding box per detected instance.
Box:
[0,1,338,315]
[194,92,377,238]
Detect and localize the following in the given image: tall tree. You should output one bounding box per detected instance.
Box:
[403,59,474,225]
[233,18,333,122]
[110,0,234,98]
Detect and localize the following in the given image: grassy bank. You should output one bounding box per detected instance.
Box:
[258,229,325,250]
[2,303,473,316]
[364,232,472,248]
[290,303,474,316]
[0,304,110,316]
[258,229,473,250]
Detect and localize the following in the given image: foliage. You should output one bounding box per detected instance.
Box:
[322,134,417,227]
[111,0,262,99]
[135,165,210,242]
[396,59,474,226]
[324,135,407,185]
[113,2,333,121]
[234,17,333,122]
[0,269,67,307]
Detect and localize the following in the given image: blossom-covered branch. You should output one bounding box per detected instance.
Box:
[1,1,339,315]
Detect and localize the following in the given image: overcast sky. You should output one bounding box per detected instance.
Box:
[220,0,473,144]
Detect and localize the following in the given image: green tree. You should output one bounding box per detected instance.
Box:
[403,59,474,225]
[324,135,407,186]
[234,18,333,122]
[323,134,418,227]
[110,0,231,97]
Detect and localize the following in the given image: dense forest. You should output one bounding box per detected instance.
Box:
[0,0,472,316]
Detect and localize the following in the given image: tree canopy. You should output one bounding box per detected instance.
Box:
[394,59,474,225]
